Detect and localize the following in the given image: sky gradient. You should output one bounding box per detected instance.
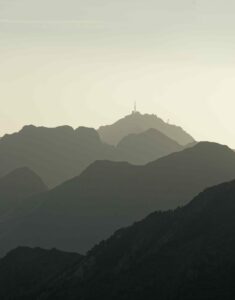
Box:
[1,0,235,147]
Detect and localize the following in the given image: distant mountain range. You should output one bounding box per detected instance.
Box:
[1,178,235,299]
[1,142,235,256]
[98,112,194,146]
[0,113,192,187]
[0,110,235,299]
[116,128,183,164]
[0,125,117,187]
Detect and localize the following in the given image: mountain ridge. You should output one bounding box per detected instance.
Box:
[1,178,235,299]
[1,142,235,256]
[0,119,191,187]
[117,128,183,164]
[98,112,195,146]
[41,178,235,299]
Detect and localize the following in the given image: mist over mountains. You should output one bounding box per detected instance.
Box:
[1,141,235,256]
[0,112,193,187]
[117,128,183,164]
[1,0,235,296]
[0,125,116,187]
[1,110,235,299]
[98,112,194,146]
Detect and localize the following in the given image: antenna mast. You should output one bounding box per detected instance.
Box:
[132,101,138,115]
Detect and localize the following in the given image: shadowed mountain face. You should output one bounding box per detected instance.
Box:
[0,247,83,300]
[1,142,235,256]
[98,112,194,146]
[0,125,118,187]
[0,167,48,216]
[2,179,235,300]
[117,128,183,164]
[47,179,235,300]
[0,124,187,188]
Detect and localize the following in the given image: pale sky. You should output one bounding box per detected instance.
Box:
[1,0,235,147]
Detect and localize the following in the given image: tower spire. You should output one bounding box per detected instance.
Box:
[132,101,138,115]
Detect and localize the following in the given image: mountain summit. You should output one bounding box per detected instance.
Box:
[117,128,183,164]
[98,112,194,146]
[0,119,192,187]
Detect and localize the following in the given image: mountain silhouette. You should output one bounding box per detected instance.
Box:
[0,167,47,216]
[0,123,189,188]
[1,142,235,256]
[2,179,235,299]
[98,112,194,146]
[0,125,118,187]
[117,128,183,164]
[43,179,235,300]
[0,247,83,299]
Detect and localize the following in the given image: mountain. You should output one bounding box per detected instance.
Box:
[0,124,186,188]
[0,167,48,216]
[1,142,235,256]
[45,179,235,300]
[3,179,235,300]
[0,247,83,300]
[0,125,118,187]
[98,112,194,146]
[117,128,183,164]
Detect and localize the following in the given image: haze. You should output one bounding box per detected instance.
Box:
[1,0,235,147]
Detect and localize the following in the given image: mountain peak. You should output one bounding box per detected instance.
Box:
[1,167,47,188]
[192,141,231,152]
[79,159,133,181]
[117,128,182,164]
[75,127,101,144]
[148,142,235,170]
[0,167,48,216]
[118,127,182,144]
[98,112,194,146]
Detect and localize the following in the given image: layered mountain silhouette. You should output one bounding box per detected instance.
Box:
[0,125,118,187]
[45,179,235,300]
[117,128,183,164]
[0,247,82,300]
[98,112,194,146]
[0,121,188,188]
[1,142,235,256]
[0,167,47,216]
[2,179,235,299]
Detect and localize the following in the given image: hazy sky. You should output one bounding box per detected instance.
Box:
[1,0,235,147]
